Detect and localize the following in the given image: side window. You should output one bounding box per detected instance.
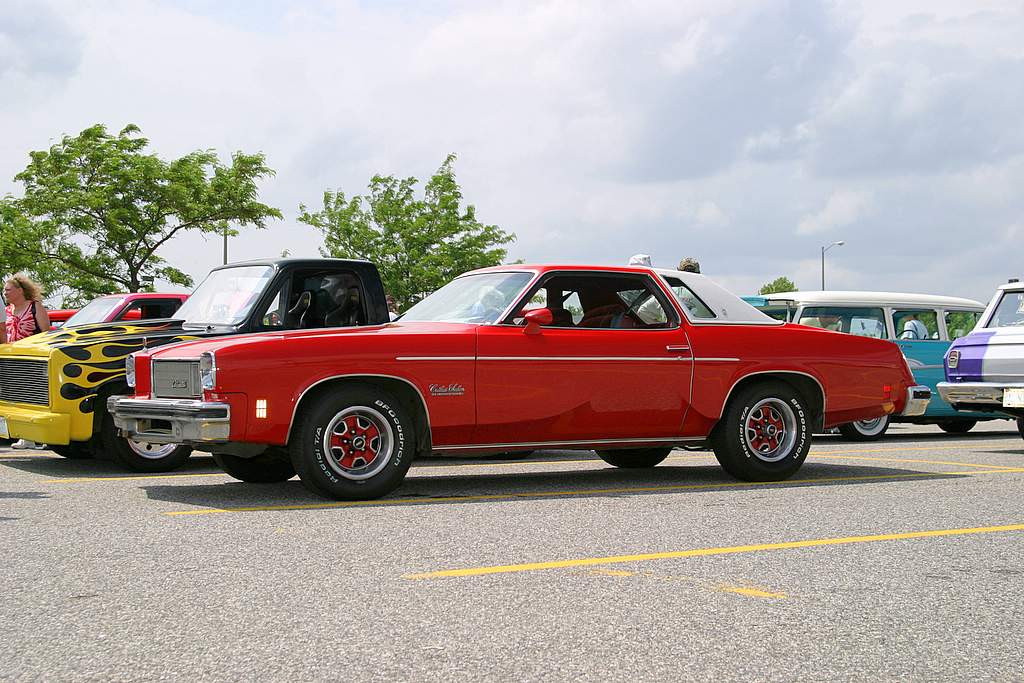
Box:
[512,273,676,329]
[256,285,289,329]
[945,311,980,340]
[893,309,940,341]
[661,277,715,319]
[798,307,887,338]
[115,299,183,321]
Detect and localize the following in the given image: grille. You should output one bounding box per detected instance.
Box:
[0,358,50,406]
[152,360,201,399]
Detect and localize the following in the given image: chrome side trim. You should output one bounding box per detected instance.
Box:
[396,356,475,361]
[433,436,705,451]
[477,356,690,362]
[693,357,741,362]
[718,370,827,422]
[288,374,433,447]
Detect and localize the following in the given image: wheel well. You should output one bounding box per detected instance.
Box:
[289,376,432,455]
[719,373,825,433]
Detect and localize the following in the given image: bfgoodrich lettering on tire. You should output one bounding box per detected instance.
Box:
[291,385,414,500]
[710,380,811,482]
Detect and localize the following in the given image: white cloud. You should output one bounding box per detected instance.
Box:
[0,0,1022,304]
[797,190,873,236]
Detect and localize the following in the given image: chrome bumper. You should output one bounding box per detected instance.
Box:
[900,385,932,417]
[108,396,231,444]
[937,381,1024,406]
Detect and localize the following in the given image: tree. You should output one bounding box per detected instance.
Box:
[759,276,798,294]
[0,124,281,305]
[299,154,515,309]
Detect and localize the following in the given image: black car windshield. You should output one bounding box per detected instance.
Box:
[401,272,534,324]
[63,296,126,327]
[987,290,1024,328]
[175,265,275,327]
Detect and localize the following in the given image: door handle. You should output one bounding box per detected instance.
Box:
[666,345,690,353]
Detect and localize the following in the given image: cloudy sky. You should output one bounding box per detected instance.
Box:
[2,0,1023,302]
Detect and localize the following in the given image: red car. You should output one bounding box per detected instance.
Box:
[110,265,930,500]
[58,292,189,328]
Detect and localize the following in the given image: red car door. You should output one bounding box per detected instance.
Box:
[474,271,693,446]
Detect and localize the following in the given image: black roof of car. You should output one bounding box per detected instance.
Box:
[209,258,376,272]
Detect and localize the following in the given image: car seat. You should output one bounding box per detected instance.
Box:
[285,291,312,328]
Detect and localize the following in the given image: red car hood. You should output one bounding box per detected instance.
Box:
[150,321,478,359]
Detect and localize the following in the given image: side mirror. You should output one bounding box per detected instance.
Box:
[524,308,553,335]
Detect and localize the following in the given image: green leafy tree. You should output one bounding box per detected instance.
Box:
[0,124,281,305]
[299,154,515,309]
[759,276,798,295]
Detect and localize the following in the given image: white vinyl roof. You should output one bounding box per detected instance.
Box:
[653,268,781,325]
[755,290,985,310]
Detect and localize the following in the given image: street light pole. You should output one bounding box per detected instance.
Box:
[821,240,845,289]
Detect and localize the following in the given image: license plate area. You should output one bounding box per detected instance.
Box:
[1003,388,1024,408]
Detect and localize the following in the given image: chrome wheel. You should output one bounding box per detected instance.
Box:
[127,439,180,460]
[322,406,394,480]
[744,398,798,463]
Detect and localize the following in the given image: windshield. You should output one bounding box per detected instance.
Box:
[64,296,126,327]
[987,290,1024,328]
[401,272,534,323]
[174,265,275,327]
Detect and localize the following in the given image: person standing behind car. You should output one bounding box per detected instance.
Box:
[3,274,50,449]
[679,257,701,274]
[4,273,49,342]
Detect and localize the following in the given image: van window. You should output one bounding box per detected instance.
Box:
[760,306,792,322]
[945,311,980,339]
[893,309,940,340]
[798,307,887,338]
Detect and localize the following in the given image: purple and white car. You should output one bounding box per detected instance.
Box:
[938,280,1024,438]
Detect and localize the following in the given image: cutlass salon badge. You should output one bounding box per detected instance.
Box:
[429,383,465,397]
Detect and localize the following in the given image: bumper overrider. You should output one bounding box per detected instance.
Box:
[108,396,231,444]
[901,385,932,417]
[937,382,1024,407]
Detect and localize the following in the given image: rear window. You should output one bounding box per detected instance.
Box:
[987,291,1024,328]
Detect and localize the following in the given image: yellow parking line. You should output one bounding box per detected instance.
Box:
[812,455,1022,470]
[403,523,1024,579]
[718,585,786,599]
[44,472,226,484]
[30,441,1023,485]
[164,468,1024,516]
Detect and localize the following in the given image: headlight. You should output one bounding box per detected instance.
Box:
[199,351,217,390]
[125,354,136,388]
[947,349,960,369]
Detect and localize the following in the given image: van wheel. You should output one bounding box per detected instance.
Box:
[101,411,193,473]
[837,416,891,441]
[290,386,415,500]
[596,447,672,468]
[937,420,976,434]
[710,381,811,481]
[213,452,295,483]
[1016,418,1024,440]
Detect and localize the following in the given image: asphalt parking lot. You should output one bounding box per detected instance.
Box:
[1,422,1023,681]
